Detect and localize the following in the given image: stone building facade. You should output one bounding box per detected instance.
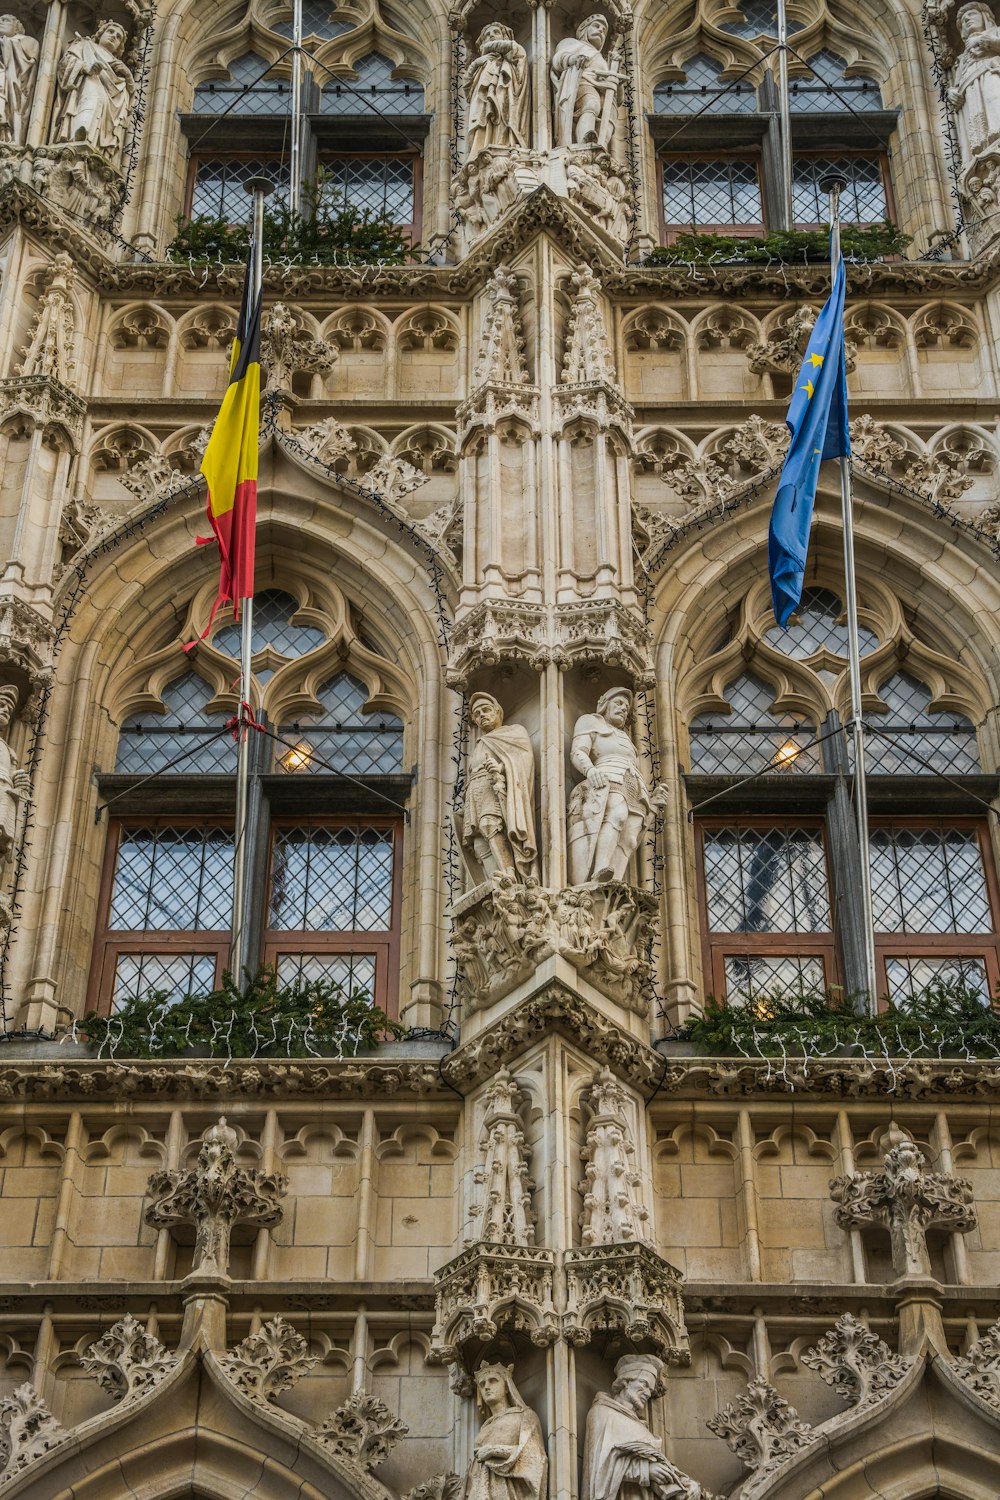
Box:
[0,0,999,1498]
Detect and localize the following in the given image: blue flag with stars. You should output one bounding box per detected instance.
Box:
[768,250,850,626]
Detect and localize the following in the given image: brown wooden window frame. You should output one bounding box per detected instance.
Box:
[658,151,766,243]
[695,816,840,1005]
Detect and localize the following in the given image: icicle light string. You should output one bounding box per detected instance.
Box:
[920,1,969,251]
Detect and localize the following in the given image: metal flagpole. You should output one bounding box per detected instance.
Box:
[823,171,879,1014]
[230,180,268,986]
[289,0,303,217]
[775,0,794,227]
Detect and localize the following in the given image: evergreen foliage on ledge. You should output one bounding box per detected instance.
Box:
[82,968,405,1059]
[647,222,911,266]
[166,175,412,265]
[682,981,1000,1059]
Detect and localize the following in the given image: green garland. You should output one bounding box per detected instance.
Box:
[682,979,1000,1059]
[647,222,911,266]
[82,967,406,1060]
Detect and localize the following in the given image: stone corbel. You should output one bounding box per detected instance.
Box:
[430,1241,560,1366]
[0,376,85,451]
[562,1241,689,1359]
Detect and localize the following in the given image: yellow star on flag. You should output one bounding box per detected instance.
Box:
[807,353,825,368]
[800,378,815,398]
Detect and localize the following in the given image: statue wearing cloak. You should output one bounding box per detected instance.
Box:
[582,1357,704,1500]
[53,20,134,163]
[461,692,538,883]
[464,1363,547,1500]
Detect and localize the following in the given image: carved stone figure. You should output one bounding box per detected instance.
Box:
[465,24,529,158]
[53,20,135,164]
[143,1116,287,1278]
[19,254,76,386]
[0,15,37,145]
[460,692,538,883]
[0,685,29,880]
[464,1363,547,1500]
[568,688,667,885]
[949,3,1000,162]
[829,1130,977,1278]
[583,1354,704,1500]
[551,14,620,149]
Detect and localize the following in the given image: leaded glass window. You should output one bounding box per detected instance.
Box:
[270,2,351,39]
[191,157,289,222]
[662,157,763,229]
[275,952,377,993]
[115,674,232,776]
[277,673,404,776]
[214,590,327,661]
[112,953,219,1007]
[689,674,818,775]
[792,154,887,225]
[319,52,425,115]
[717,1,802,37]
[789,51,883,112]
[884,955,990,1002]
[109,828,234,931]
[193,53,291,115]
[319,155,415,224]
[865,673,981,775]
[870,829,993,935]
[268,826,394,931]
[703,827,831,933]
[763,587,881,660]
[653,55,756,115]
[723,954,827,1007]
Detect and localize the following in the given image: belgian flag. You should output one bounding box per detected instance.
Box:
[187,256,261,645]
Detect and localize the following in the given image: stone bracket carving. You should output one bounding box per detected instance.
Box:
[219,1315,318,1403]
[0,375,85,449]
[143,1116,287,1278]
[315,1392,408,1471]
[80,1313,177,1404]
[563,1242,689,1360]
[447,599,651,687]
[431,1242,559,1363]
[262,303,338,393]
[451,877,657,1014]
[0,1383,66,1484]
[830,1130,977,1278]
[801,1313,910,1408]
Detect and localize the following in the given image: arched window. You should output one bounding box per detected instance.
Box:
[762,586,881,660]
[115,673,232,775]
[689,672,819,776]
[270,2,350,39]
[277,672,404,776]
[866,672,981,775]
[717,1,802,38]
[214,589,327,669]
[192,52,291,115]
[653,54,756,115]
[319,52,425,116]
[789,51,884,112]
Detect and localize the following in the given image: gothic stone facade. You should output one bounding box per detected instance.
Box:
[0,1,999,1499]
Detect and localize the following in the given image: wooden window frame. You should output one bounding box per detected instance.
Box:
[870,816,1000,1002]
[658,151,766,242]
[790,148,895,231]
[261,815,403,1017]
[695,816,839,1003]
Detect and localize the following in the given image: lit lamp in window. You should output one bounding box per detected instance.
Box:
[280,741,312,773]
[774,738,800,769]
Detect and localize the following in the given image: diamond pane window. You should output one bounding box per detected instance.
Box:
[278,673,404,776]
[275,953,377,994]
[885,955,990,1002]
[115,674,233,776]
[112,952,219,1007]
[193,53,292,115]
[192,157,289,222]
[319,155,414,224]
[763,587,880,660]
[718,2,803,37]
[663,158,763,229]
[865,673,981,774]
[723,954,827,1006]
[790,51,883,112]
[214,590,326,660]
[268,826,394,931]
[319,52,425,115]
[271,3,351,39]
[109,827,234,931]
[792,155,887,225]
[654,54,757,114]
[689,673,819,774]
[870,828,994,935]
[704,827,831,933]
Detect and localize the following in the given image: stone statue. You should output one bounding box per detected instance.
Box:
[949,3,1000,162]
[465,23,530,158]
[460,693,538,883]
[551,14,620,149]
[19,254,76,385]
[463,1362,547,1500]
[0,15,37,145]
[0,686,29,878]
[583,1355,704,1500]
[568,688,667,886]
[53,20,135,164]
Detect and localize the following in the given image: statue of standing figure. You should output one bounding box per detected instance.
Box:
[582,1355,705,1500]
[465,23,530,158]
[551,13,620,148]
[0,15,37,145]
[568,688,667,886]
[460,693,538,885]
[53,19,135,165]
[0,686,29,881]
[950,2,1000,163]
[463,1363,547,1500]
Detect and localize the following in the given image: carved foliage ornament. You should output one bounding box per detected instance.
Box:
[316,1392,409,1470]
[952,1318,1000,1407]
[801,1313,910,1408]
[579,1066,649,1245]
[80,1313,177,1404]
[467,1066,537,1247]
[0,1384,66,1483]
[706,1375,813,1474]
[219,1315,318,1403]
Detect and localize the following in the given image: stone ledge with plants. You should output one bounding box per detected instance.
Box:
[679,979,1000,1061]
[81,967,405,1060]
[646,222,912,267]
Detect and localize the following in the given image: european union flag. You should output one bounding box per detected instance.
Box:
[768,252,851,626]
